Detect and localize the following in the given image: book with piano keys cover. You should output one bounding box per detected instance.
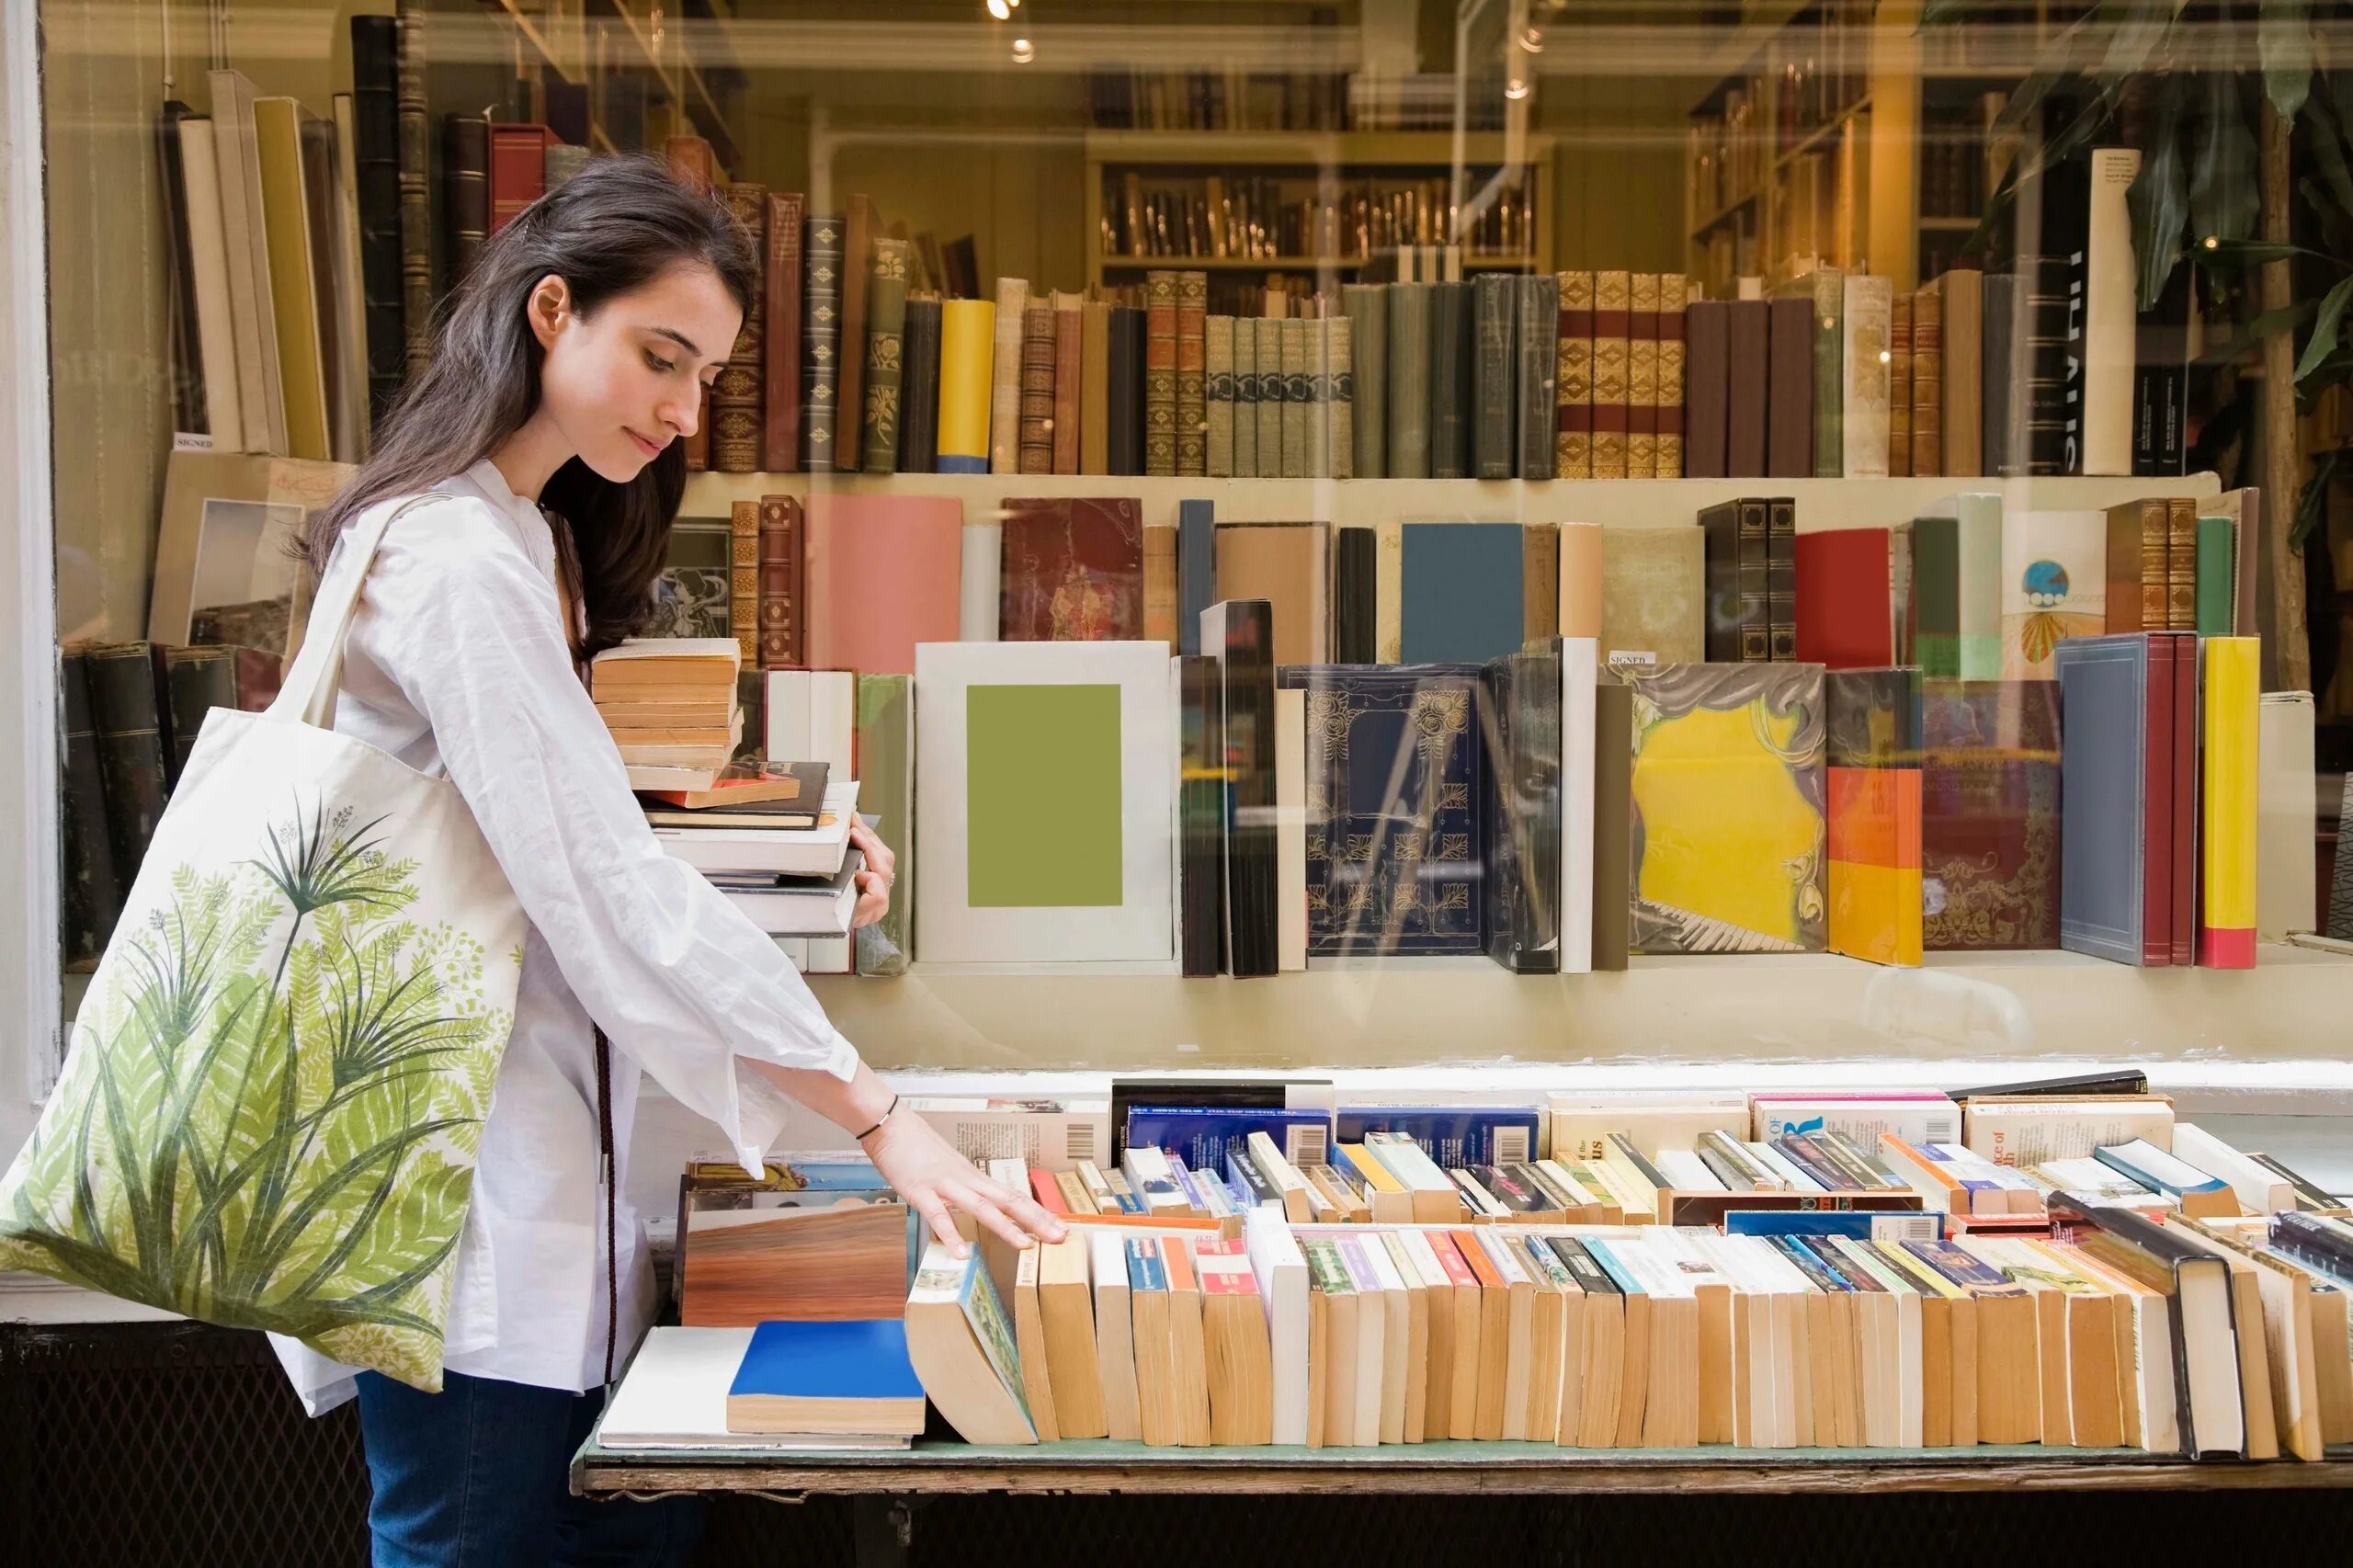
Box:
[1278,664,1486,957]
[1620,662,1826,954]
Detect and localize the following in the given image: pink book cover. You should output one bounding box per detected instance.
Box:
[803,494,965,676]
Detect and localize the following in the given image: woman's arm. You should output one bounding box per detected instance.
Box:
[355,506,1060,1248]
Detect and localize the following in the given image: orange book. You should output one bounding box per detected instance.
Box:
[1450,1228,1510,1438]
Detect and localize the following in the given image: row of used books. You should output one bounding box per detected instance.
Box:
[629,1085,2347,1458]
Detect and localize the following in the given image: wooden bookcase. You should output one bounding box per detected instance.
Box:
[1082,129,1556,297]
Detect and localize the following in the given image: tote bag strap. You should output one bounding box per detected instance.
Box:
[269,492,452,729]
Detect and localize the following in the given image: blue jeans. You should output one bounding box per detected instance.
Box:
[355,1369,705,1567]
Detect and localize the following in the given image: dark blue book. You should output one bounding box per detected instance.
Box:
[724,1319,926,1436]
[1123,1104,1330,1176]
[1722,1210,1945,1241]
[1335,1106,1540,1167]
[1275,664,1486,956]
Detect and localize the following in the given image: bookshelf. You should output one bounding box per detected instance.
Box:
[1082,130,1555,291]
[480,0,744,169]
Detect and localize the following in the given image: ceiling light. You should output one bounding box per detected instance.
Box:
[1011,37,1035,62]
[1504,77,1530,100]
[986,0,1010,18]
[1519,25,1544,51]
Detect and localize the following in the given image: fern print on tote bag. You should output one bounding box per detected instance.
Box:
[0,494,525,1391]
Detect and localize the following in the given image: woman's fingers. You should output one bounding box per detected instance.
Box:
[850,871,890,928]
[907,1187,967,1258]
[937,1179,1035,1253]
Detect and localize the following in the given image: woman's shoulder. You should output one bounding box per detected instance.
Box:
[347,480,545,574]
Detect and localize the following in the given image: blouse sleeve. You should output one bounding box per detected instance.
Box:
[348,498,861,1167]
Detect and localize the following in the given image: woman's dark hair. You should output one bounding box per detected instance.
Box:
[303,155,757,655]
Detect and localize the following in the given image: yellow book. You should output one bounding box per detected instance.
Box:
[2200,636,2259,967]
[1337,1142,1414,1224]
[936,298,996,472]
[250,97,331,461]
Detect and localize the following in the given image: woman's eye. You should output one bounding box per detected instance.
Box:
[643,349,675,373]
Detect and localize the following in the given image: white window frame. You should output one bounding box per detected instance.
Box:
[0,0,58,1170]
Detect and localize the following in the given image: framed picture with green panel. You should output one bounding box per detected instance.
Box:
[915,641,1176,965]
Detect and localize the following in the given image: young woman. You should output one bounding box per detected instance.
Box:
[279,157,1065,1565]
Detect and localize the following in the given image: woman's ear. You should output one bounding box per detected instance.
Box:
[526,273,572,352]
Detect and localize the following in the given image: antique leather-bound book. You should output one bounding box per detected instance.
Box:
[897,294,941,474]
[1725,298,1768,479]
[1203,314,1234,477]
[1888,289,1914,478]
[800,213,844,472]
[757,494,804,670]
[1588,271,1631,479]
[1342,282,1387,478]
[1017,303,1056,475]
[1766,296,1813,480]
[393,1,432,375]
[1050,289,1084,476]
[1143,270,1178,475]
[1324,315,1353,481]
[1107,304,1143,476]
[1176,270,1209,476]
[836,194,875,464]
[1625,271,1658,479]
[1911,284,1943,477]
[1080,299,1112,475]
[1427,281,1472,478]
[348,17,405,424]
[84,642,174,891]
[1555,271,1595,479]
[1472,273,1516,481]
[57,651,120,965]
[1682,300,1728,479]
[487,122,551,233]
[999,496,1144,641]
[728,501,760,665]
[1654,274,1687,479]
[859,239,913,474]
[1767,498,1797,660]
[989,277,1028,474]
[1386,281,1431,478]
[761,189,805,472]
[710,185,766,475]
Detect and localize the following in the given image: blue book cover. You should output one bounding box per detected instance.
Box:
[1580,1238,1647,1296]
[1178,498,1215,657]
[727,1318,924,1402]
[1335,1106,1540,1168]
[1125,1237,1167,1293]
[2054,634,2152,965]
[1275,664,1486,955]
[1722,1210,1945,1241]
[1124,1105,1330,1176]
[1400,522,1525,663]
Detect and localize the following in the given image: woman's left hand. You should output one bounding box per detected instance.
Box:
[847,814,895,929]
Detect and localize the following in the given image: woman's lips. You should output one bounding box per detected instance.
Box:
[627,428,663,458]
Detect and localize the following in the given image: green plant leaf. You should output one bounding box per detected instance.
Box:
[2259,0,2313,119]
[2100,0,2190,82]
[2303,89,2353,220]
[2129,74,2193,310]
[2290,448,2339,551]
[2295,274,2353,381]
[2189,72,2260,244]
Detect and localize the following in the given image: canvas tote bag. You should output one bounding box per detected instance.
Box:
[0,494,526,1392]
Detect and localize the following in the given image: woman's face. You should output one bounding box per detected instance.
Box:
[531,261,745,483]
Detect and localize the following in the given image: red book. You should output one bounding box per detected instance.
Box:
[998,496,1144,641]
[761,190,805,472]
[756,494,803,670]
[2142,633,2175,966]
[1028,1168,1069,1214]
[487,123,552,233]
[2168,631,2197,965]
[1792,528,1892,668]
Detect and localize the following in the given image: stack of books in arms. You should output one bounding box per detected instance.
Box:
[638,757,864,972]
[589,639,745,789]
[596,1079,2349,1460]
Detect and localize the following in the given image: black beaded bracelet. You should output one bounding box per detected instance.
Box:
[853,1093,900,1143]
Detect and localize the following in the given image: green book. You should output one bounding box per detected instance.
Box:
[853,673,914,974]
[1385,282,1431,479]
[1280,316,1312,480]
[859,239,912,473]
[1911,494,2003,679]
[1808,267,1845,478]
[2195,515,2235,637]
[1342,282,1387,479]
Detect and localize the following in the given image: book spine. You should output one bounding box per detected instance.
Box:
[1205,314,1234,478]
[1179,654,1225,977]
[837,194,872,462]
[1306,315,1332,479]
[2165,497,2198,631]
[1655,275,1686,480]
[161,648,233,787]
[1514,275,1558,481]
[1178,498,1215,659]
[1325,314,1354,481]
[1343,282,1386,479]
[1943,269,1982,475]
[1232,312,1258,478]
[860,238,911,474]
[1556,270,1594,479]
[486,124,545,234]
[1887,289,1913,478]
[1108,305,1143,476]
[1217,603,1279,978]
[394,1,432,375]
[1911,284,1942,477]
[711,186,766,475]
[2085,148,2140,476]
[85,643,170,888]
[991,277,1029,474]
[1738,499,1771,662]
[1019,302,1056,474]
[1625,271,1658,479]
[937,297,995,473]
[1699,506,1741,664]
[1051,294,1083,475]
[758,495,801,669]
[1080,300,1111,475]
[2200,638,2259,967]
[1767,498,1797,660]
[1334,528,1376,663]
[1386,285,1431,478]
[57,653,119,964]
[898,295,941,473]
[761,190,805,472]
[1765,296,1813,479]
[1144,270,1178,476]
[1841,274,1892,478]
[1144,524,1178,651]
[2194,517,2234,637]
[1811,268,1845,477]
[1472,273,1516,480]
[1280,316,1311,479]
[1727,299,1769,479]
[1982,271,2015,476]
[348,16,404,426]
[2022,248,2080,475]
[442,112,489,297]
[798,215,847,472]
[729,501,761,665]
[1590,270,1631,479]
[1428,281,1471,478]
[1176,270,1208,476]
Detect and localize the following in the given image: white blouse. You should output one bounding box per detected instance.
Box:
[268,460,860,1416]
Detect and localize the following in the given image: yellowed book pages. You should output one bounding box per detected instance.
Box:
[1012,1244,1062,1441]
[1038,1236,1108,1437]
[1380,1231,1433,1443]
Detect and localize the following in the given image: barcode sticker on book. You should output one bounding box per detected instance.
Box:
[1495,1126,1532,1165]
[1287,1123,1328,1168]
[1065,1120,1097,1165]
[1875,1213,1942,1243]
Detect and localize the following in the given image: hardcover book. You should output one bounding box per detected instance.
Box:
[1937,268,1983,477]
[1767,498,1797,659]
[2200,637,2260,968]
[1176,270,1209,476]
[1921,679,2062,950]
[1911,282,1943,477]
[1598,527,1705,667]
[854,673,915,973]
[1279,317,1312,479]
[1517,274,1560,480]
[1144,270,1177,475]
[1017,301,1055,474]
[1080,298,1112,476]
[761,189,805,472]
[801,213,845,471]
[837,194,875,461]
[1888,290,1913,477]
[1046,290,1083,476]
[1428,281,1472,478]
[803,494,963,676]
[1825,667,1924,966]
[1204,314,1235,477]
[1685,299,1728,479]
[1343,283,1387,478]
[1333,528,1378,665]
[1766,296,1813,479]
[1626,271,1659,478]
[1655,274,1688,479]
[937,297,995,473]
[1472,274,1517,480]
[1841,273,1893,479]
[1556,270,1595,479]
[1107,303,1144,476]
[2164,496,2199,631]
[1214,521,1329,668]
[1279,664,1485,957]
[991,276,1029,474]
[1725,298,1768,479]
[1324,315,1354,481]
[1000,496,1144,641]
[859,238,912,474]
[2000,509,2107,678]
[1482,642,1563,974]
[1387,281,1433,478]
[1177,498,1215,658]
[1400,522,1526,665]
[1620,662,1826,954]
[1231,312,1258,478]
[1254,317,1284,480]
[756,495,803,669]
[1698,499,1770,663]
[709,185,766,475]
[898,294,941,473]
[1910,495,2004,679]
[1793,528,1893,669]
[1590,270,1631,478]
[2102,496,2170,633]
[1207,600,1279,976]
